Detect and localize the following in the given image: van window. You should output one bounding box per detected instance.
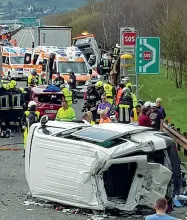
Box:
[5,57,9,65]
[58,62,87,74]
[2,56,6,63]
[25,53,31,64]
[33,54,39,65]
[42,59,47,71]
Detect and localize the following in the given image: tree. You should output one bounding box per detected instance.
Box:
[159,11,187,88]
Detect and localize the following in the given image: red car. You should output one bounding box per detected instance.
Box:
[30,85,64,120]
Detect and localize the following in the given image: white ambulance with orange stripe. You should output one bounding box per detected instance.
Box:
[31,46,61,75]
[1,47,33,80]
[36,46,99,93]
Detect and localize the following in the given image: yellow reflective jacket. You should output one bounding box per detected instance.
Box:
[56,107,76,122]
[62,88,72,107]
[28,75,42,86]
[104,83,113,98]
[132,108,138,122]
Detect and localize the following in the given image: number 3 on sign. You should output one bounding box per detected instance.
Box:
[125,36,135,42]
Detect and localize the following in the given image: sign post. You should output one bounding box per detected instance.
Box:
[119,27,139,94]
[135,37,160,74]
[120,27,138,54]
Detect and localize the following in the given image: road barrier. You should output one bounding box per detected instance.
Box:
[163,122,187,154]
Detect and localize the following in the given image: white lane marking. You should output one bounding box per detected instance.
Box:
[29,28,35,42]
[18,29,27,47]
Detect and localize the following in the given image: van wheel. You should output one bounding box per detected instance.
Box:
[7,72,11,81]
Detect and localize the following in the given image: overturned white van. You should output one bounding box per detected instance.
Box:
[25,120,181,211]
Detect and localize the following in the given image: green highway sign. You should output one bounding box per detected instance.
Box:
[19,17,36,24]
[135,37,160,74]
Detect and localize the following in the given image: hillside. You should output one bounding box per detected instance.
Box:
[0,0,87,8]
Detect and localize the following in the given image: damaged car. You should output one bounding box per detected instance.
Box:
[25,118,181,211]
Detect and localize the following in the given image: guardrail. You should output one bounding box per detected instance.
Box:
[163,122,187,153]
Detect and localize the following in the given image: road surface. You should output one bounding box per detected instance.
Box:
[13,28,37,48]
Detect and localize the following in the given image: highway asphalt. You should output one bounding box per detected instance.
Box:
[13,27,37,48]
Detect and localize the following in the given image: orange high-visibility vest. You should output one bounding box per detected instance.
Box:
[116,88,123,105]
[99,117,111,124]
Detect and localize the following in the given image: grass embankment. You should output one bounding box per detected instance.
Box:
[139,67,187,132]
[139,67,187,161]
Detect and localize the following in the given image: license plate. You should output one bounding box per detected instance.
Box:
[45,110,57,113]
[18,72,23,75]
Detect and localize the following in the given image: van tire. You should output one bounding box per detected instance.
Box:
[7,72,11,81]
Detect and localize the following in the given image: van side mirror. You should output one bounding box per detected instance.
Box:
[40,115,48,127]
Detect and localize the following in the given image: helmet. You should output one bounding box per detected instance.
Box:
[95,81,103,88]
[144,101,151,108]
[28,101,37,108]
[85,80,92,87]
[122,87,130,93]
[60,84,66,89]
[8,82,14,89]
[151,102,157,108]
[31,69,37,75]
[2,83,9,90]
[10,80,17,87]
[138,100,144,106]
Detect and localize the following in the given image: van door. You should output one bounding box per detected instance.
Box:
[2,55,10,78]
[97,156,172,211]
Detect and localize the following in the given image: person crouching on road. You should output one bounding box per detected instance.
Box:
[130,104,142,123]
[99,110,111,124]
[82,111,95,125]
[21,101,40,157]
[56,99,76,122]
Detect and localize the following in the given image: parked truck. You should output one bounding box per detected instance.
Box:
[38,26,72,47]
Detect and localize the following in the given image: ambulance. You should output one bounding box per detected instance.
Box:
[72,32,101,70]
[31,46,61,75]
[2,47,33,80]
[36,46,99,93]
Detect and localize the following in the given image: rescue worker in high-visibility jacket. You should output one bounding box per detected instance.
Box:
[60,84,73,107]
[113,44,120,57]
[116,83,124,106]
[21,101,40,156]
[28,69,42,86]
[0,82,11,130]
[56,99,76,122]
[100,58,111,80]
[95,80,104,100]
[130,104,142,123]
[121,77,132,92]
[103,81,116,105]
